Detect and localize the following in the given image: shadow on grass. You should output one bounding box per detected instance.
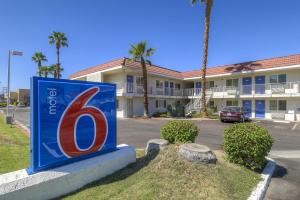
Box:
[56,150,159,199]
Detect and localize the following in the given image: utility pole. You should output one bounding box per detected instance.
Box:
[6,50,23,124]
[6,50,11,119]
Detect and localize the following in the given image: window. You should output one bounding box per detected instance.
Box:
[278,100,287,111]
[269,74,286,84]
[208,101,214,108]
[269,100,277,111]
[226,100,238,107]
[269,100,287,111]
[175,83,181,90]
[156,80,163,88]
[207,81,214,89]
[156,99,167,108]
[136,77,144,86]
[226,79,239,87]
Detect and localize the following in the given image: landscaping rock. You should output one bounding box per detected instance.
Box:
[178,143,217,164]
[145,139,169,156]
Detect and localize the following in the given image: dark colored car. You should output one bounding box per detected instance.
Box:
[220,106,248,123]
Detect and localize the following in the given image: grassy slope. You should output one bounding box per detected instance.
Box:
[64,146,260,200]
[0,116,30,174]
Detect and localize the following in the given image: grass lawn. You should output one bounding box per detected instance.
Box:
[63,145,260,200]
[0,116,30,174]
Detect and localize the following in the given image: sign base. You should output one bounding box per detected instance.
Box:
[0,144,135,200]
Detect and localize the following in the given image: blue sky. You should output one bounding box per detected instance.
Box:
[0,0,300,90]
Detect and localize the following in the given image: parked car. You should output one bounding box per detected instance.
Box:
[220,106,248,123]
[17,102,25,107]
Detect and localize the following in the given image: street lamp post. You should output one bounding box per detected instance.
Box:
[6,50,23,124]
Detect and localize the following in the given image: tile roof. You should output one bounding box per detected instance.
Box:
[69,54,300,79]
[69,58,125,79]
[124,59,182,79]
[182,54,300,78]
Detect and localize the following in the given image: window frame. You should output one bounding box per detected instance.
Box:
[156,80,163,89]
[175,83,181,90]
[278,100,287,111]
[136,76,144,86]
[226,100,238,107]
[269,100,287,111]
[226,79,238,87]
[269,100,277,111]
[269,74,287,84]
[156,99,166,108]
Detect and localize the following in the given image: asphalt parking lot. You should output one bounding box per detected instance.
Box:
[2,107,300,200]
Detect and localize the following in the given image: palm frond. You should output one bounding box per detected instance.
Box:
[145,59,152,66]
[146,48,155,57]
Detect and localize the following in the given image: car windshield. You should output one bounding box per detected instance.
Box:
[222,107,241,112]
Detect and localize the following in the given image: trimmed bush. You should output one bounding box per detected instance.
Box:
[223,123,273,170]
[160,120,199,143]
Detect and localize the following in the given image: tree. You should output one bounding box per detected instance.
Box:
[32,52,47,77]
[49,31,68,78]
[128,41,155,117]
[40,65,55,78]
[191,0,213,117]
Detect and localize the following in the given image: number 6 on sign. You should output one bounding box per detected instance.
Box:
[58,87,108,158]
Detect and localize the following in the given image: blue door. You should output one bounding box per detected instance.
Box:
[242,77,252,94]
[195,82,201,95]
[255,76,265,94]
[164,81,169,95]
[243,100,252,118]
[127,75,133,93]
[255,100,265,118]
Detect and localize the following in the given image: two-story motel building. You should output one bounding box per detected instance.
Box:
[69,54,300,122]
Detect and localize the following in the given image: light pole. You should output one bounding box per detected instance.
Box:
[6,50,23,124]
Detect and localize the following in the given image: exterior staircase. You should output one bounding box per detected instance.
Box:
[185,91,213,116]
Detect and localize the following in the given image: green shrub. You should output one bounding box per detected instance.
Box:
[191,108,219,119]
[0,102,7,107]
[160,120,199,143]
[166,102,184,117]
[152,112,168,118]
[223,123,273,170]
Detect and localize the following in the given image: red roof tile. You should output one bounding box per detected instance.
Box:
[124,59,182,79]
[69,54,300,79]
[182,54,300,78]
[69,58,125,79]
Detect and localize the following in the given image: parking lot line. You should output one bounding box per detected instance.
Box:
[292,123,298,131]
[269,150,300,159]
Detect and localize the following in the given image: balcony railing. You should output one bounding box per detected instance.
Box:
[123,82,300,97]
[125,83,185,97]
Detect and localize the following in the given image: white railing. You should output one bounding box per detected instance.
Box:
[124,81,300,97]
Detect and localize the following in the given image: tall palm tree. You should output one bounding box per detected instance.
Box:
[191,0,213,117]
[128,41,155,117]
[49,31,68,79]
[32,52,47,77]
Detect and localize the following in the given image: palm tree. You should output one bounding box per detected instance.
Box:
[191,0,213,117]
[128,41,155,117]
[40,65,55,78]
[32,52,47,77]
[49,31,68,78]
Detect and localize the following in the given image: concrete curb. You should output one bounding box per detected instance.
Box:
[248,158,276,200]
[0,144,136,200]
[14,120,30,137]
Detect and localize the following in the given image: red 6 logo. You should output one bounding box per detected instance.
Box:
[58,87,107,158]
